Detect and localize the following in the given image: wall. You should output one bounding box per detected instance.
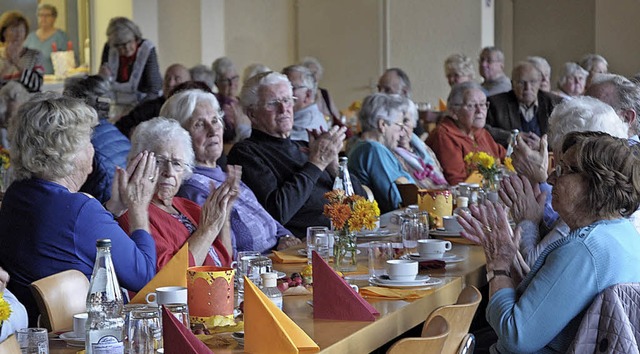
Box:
[90,0,132,72]
[595,0,640,78]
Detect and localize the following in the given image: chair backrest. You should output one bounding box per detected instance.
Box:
[0,334,22,354]
[422,285,482,354]
[396,183,418,206]
[30,269,90,333]
[387,315,449,354]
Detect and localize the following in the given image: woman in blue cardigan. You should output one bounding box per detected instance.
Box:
[459,131,640,353]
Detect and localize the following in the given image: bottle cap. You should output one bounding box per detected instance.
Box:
[96,239,112,247]
[339,156,348,163]
[261,272,278,287]
[456,197,469,208]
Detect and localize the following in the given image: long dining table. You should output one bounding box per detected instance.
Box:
[50,212,488,353]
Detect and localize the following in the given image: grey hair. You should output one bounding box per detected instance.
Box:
[444,54,475,80]
[358,93,407,133]
[589,73,640,135]
[557,62,588,89]
[63,75,112,118]
[128,117,194,179]
[106,17,142,46]
[383,68,412,95]
[526,56,551,77]
[511,61,541,81]
[243,63,271,84]
[406,99,419,126]
[548,96,628,154]
[189,65,214,89]
[282,65,317,95]
[239,71,292,110]
[212,57,236,83]
[580,54,608,72]
[300,56,323,80]
[0,81,29,127]
[37,4,57,18]
[480,47,505,62]
[447,81,484,107]
[9,92,98,180]
[159,89,221,129]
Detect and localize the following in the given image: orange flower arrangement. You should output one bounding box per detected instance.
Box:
[323,190,379,233]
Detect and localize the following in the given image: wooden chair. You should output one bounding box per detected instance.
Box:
[421,285,482,354]
[30,269,90,333]
[396,183,419,206]
[387,315,449,353]
[0,334,22,354]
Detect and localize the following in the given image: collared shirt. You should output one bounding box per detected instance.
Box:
[519,101,539,123]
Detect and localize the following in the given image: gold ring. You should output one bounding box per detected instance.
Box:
[484,225,492,233]
[149,176,155,182]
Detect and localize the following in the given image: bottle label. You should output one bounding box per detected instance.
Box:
[91,335,124,354]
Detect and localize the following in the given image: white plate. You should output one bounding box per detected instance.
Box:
[430,229,462,237]
[357,229,397,237]
[231,331,244,346]
[59,332,84,347]
[409,253,467,263]
[375,274,430,284]
[276,271,286,279]
[369,277,443,289]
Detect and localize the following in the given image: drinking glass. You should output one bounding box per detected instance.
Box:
[401,212,429,254]
[245,256,273,288]
[306,226,329,264]
[163,303,190,329]
[16,328,49,354]
[367,241,394,278]
[127,307,163,354]
[233,251,260,295]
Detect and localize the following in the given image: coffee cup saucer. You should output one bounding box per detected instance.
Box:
[59,331,85,347]
[409,252,466,263]
[375,274,430,284]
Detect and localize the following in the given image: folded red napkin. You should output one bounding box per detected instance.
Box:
[312,251,379,321]
[419,260,446,270]
[161,305,213,354]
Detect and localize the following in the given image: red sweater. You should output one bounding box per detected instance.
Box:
[426,117,505,185]
[118,197,231,271]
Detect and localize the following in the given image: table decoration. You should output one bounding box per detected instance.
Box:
[187,266,235,328]
[130,243,188,303]
[162,305,213,354]
[324,189,380,271]
[0,148,10,193]
[463,151,514,202]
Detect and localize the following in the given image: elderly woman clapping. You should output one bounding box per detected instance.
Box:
[348,93,415,212]
[459,131,640,353]
[118,117,240,269]
[0,93,157,325]
[159,89,301,254]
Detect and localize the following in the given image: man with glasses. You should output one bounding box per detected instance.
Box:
[486,61,562,147]
[282,65,328,141]
[227,71,366,239]
[479,47,512,96]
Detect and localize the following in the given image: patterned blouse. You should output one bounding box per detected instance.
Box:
[0,47,44,92]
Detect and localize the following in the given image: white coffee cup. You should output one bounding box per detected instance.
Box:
[145,286,188,306]
[73,312,88,338]
[385,259,419,281]
[443,216,463,232]
[417,239,452,259]
[349,284,359,293]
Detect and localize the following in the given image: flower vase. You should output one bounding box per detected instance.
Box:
[483,175,500,203]
[333,230,358,272]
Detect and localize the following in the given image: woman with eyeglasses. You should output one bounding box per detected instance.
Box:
[427,81,505,185]
[347,93,415,213]
[99,17,162,117]
[160,89,302,254]
[458,131,640,353]
[118,117,240,270]
[0,11,44,92]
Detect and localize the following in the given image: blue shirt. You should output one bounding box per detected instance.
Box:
[24,30,70,75]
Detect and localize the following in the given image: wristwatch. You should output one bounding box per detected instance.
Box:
[486,269,511,282]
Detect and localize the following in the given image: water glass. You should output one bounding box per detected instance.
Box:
[367,241,394,278]
[306,226,330,264]
[401,212,429,254]
[164,303,190,329]
[124,304,155,352]
[17,328,49,354]
[245,256,273,288]
[233,251,260,295]
[127,307,163,354]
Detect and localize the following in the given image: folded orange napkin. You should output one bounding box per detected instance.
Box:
[162,305,213,353]
[464,171,483,184]
[312,251,379,321]
[271,250,307,264]
[130,243,189,303]
[438,98,447,112]
[360,286,434,301]
[244,276,320,353]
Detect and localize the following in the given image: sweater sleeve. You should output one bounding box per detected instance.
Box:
[427,130,467,185]
[487,242,599,353]
[137,46,162,98]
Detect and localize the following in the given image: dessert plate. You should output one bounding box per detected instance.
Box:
[430,229,462,237]
[369,276,443,289]
[59,332,84,347]
[409,253,466,263]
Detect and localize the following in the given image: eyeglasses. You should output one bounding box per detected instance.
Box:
[292,85,308,91]
[454,102,490,111]
[514,80,540,88]
[156,156,189,173]
[113,39,135,49]
[261,96,296,111]
[554,163,578,178]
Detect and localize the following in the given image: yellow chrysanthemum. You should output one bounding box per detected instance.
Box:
[349,100,362,111]
[504,157,515,172]
[0,295,12,322]
[348,199,380,232]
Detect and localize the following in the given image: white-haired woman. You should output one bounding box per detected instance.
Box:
[118,117,240,270]
[99,17,162,116]
[580,53,608,89]
[552,62,588,99]
[0,92,157,325]
[506,96,629,267]
[348,93,415,212]
[160,89,301,254]
[444,53,475,87]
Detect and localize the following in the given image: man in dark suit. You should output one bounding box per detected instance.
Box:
[486,61,562,147]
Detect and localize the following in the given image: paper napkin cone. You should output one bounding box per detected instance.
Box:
[130,243,189,303]
[464,171,483,184]
[312,251,379,321]
[161,305,213,354]
[438,98,447,111]
[244,276,319,353]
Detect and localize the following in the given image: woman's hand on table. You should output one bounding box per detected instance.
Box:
[499,174,546,225]
[277,235,302,250]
